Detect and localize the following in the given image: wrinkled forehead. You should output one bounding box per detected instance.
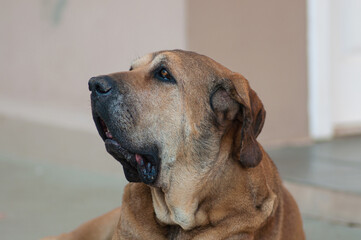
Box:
[130,51,225,74]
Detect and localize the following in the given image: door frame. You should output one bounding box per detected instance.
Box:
[307,0,333,139]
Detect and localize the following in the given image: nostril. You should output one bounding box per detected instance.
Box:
[95,82,111,94]
[88,76,113,95]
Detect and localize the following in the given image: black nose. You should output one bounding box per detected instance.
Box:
[88,76,114,95]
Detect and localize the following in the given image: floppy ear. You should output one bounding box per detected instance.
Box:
[211,72,266,168]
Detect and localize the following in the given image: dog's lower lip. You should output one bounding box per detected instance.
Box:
[95,115,158,184]
[105,138,120,147]
[104,139,158,184]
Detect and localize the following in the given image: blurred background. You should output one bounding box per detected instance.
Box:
[1,0,360,239]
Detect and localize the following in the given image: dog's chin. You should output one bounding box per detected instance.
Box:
[94,117,159,185]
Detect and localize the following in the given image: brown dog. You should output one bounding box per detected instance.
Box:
[43,50,305,240]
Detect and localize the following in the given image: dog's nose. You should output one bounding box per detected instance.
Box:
[88,76,114,95]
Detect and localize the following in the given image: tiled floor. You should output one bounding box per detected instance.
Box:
[1,136,361,239]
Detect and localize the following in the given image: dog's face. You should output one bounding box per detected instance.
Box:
[89,50,265,189]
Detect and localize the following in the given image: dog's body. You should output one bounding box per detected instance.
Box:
[43,50,305,240]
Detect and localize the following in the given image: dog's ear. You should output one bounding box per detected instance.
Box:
[211,72,265,168]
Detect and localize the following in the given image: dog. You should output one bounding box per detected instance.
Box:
[42,50,305,240]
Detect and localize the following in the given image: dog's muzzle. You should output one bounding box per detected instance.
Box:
[88,76,160,184]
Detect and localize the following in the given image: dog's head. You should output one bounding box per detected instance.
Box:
[89,50,265,188]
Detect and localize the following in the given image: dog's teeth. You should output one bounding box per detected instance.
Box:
[105,131,113,139]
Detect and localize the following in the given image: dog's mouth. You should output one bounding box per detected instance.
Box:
[94,117,159,184]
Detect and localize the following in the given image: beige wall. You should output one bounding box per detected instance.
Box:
[0,0,309,169]
[186,0,309,145]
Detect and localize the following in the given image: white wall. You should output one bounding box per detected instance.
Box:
[0,0,186,131]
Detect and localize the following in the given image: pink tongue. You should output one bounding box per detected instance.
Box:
[135,154,143,164]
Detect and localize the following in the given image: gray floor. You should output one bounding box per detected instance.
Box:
[0,155,126,240]
[268,135,361,195]
[268,135,361,239]
[1,136,361,239]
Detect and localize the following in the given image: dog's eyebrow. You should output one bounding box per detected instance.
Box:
[150,54,168,69]
[130,53,154,70]
[130,53,169,71]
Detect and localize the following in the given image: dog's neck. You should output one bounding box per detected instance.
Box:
[149,150,279,235]
[150,186,206,230]
[150,163,215,230]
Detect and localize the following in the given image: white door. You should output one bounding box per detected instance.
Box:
[308,0,361,139]
[331,0,361,134]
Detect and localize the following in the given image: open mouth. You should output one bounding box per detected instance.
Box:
[95,117,158,184]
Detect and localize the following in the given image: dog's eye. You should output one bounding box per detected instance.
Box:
[155,68,176,84]
[160,69,170,79]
